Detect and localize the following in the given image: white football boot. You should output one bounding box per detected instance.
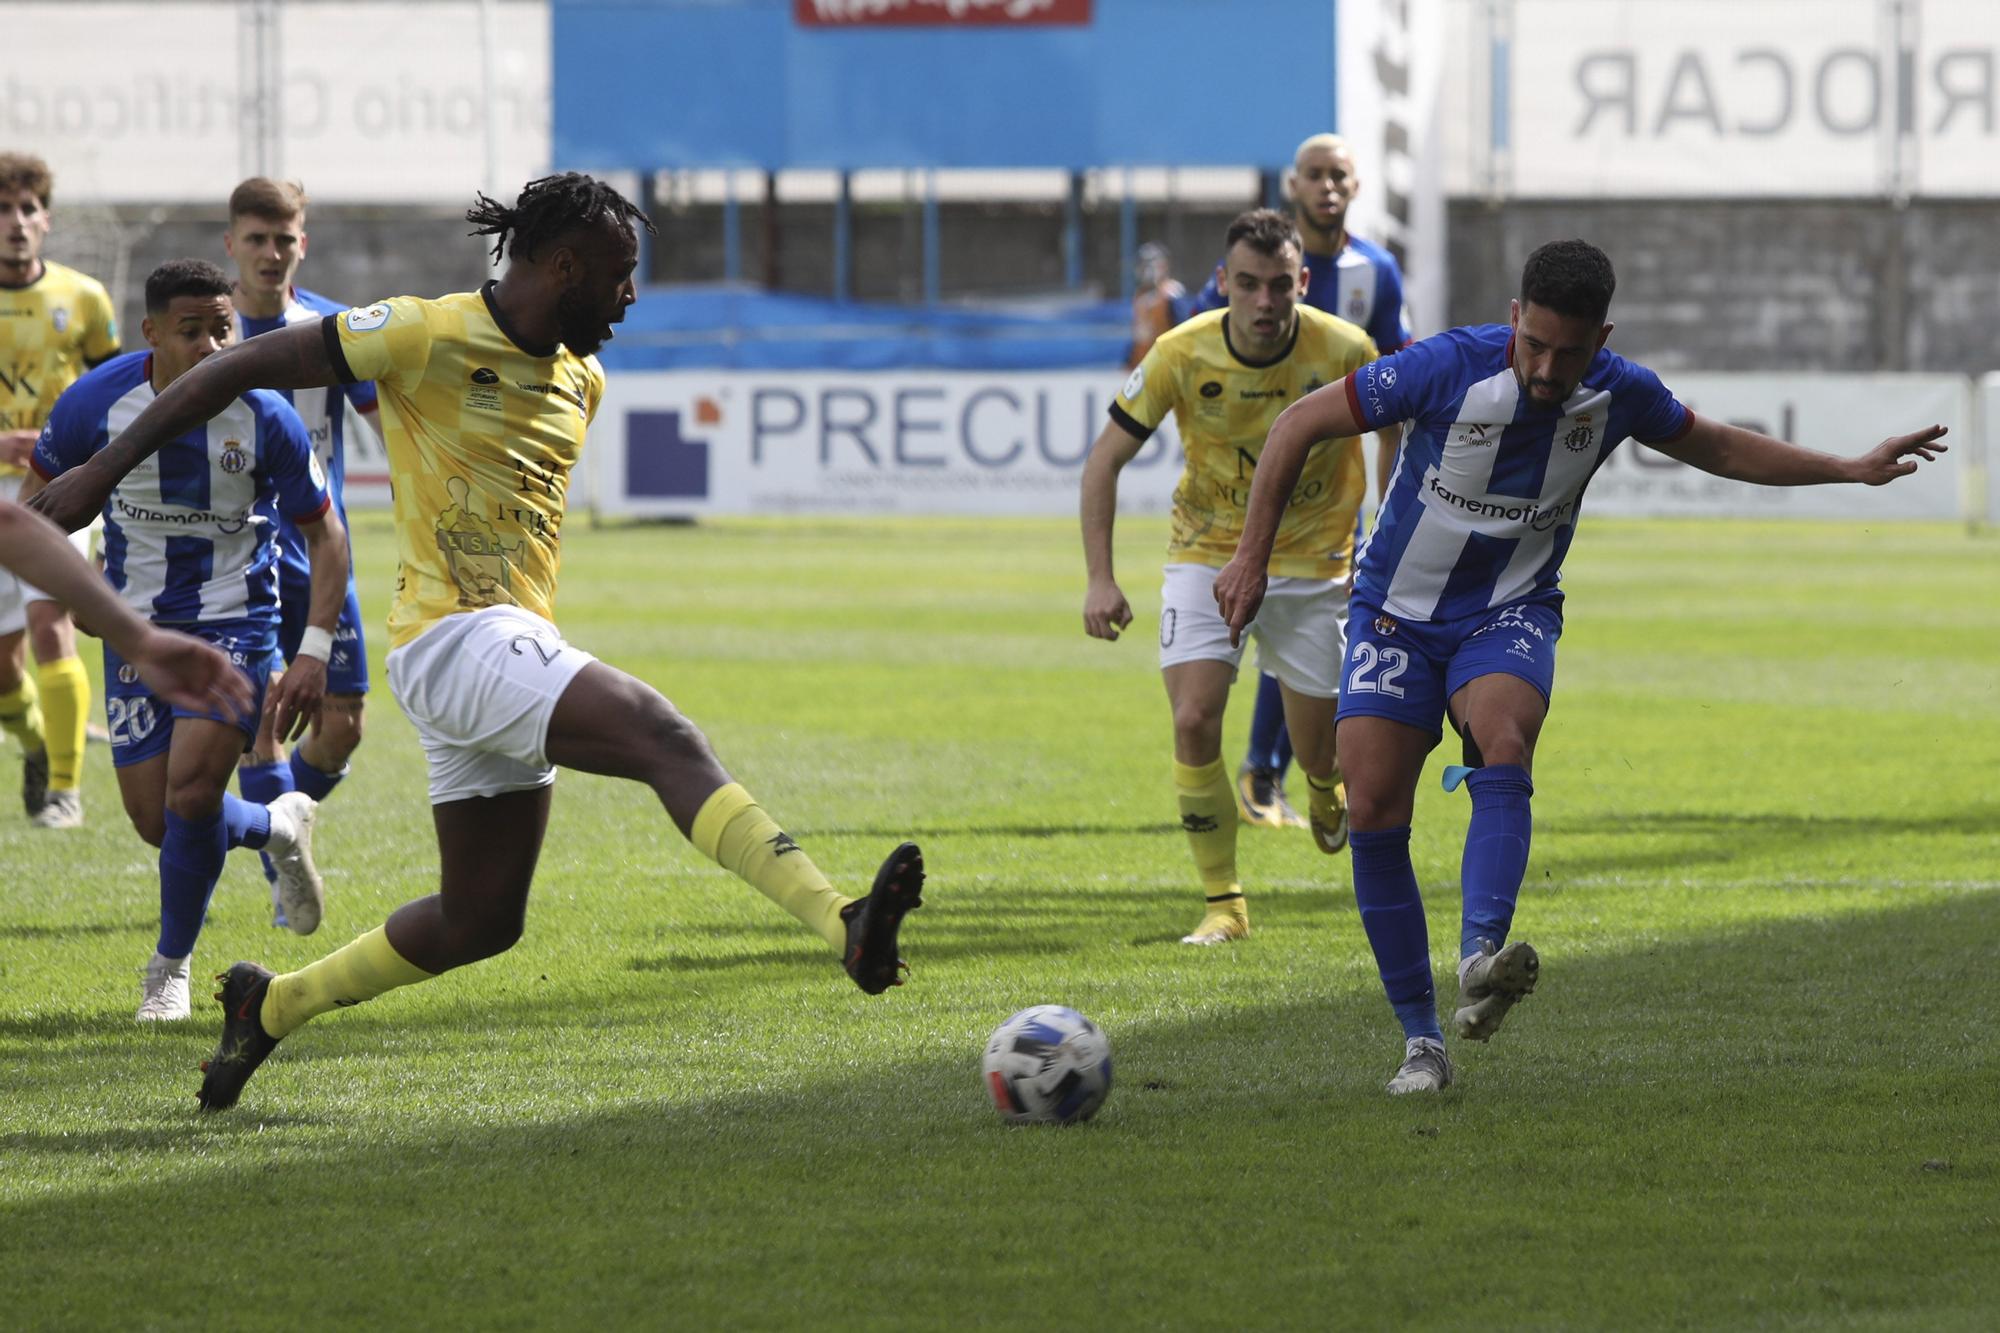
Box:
[136,952,193,1022]
[1385,1036,1453,1095]
[264,791,325,935]
[1453,939,1540,1042]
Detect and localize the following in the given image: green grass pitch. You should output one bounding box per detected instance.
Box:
[2,512,1996,1329]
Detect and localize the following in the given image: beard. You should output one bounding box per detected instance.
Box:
[555,285,609,356]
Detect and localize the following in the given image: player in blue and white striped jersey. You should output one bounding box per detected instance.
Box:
[24,259,352,1022]
[1215,239,1947,1096]
[223,178,379,921]
[1185,134,1414,834]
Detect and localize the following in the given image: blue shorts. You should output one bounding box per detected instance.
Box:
[278,568,371,696]
[1336,596,1565,738]
[103,620,276,769]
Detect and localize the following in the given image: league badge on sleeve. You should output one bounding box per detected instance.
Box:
[1121,364,1145,401]
[344,303,392,334]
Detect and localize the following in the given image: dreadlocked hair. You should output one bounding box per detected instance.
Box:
[464,172,655,263]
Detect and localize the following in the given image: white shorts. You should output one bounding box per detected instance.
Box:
[1156,563,1349,699]
[385,604,596,805]
[0,473,99,636]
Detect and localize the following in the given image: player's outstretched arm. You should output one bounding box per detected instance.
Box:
[28,321,340,533]
[268,506,350,744]
[1080,420,1144,641]
[1212,377,1369,646]
[1652,414,1949,487]
[0,501,253,718]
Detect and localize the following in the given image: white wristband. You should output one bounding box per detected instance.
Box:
[296,626,334,663]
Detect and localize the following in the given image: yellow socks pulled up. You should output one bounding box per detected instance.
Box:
[261,926,435,1039]
[691,782,849,951]
[0,674,43,754]
[36,655,88,792]
[1174,757,1247,938]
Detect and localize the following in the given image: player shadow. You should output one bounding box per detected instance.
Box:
[5,890,1995,1328]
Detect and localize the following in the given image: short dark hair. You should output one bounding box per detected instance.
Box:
[229,177,308,223]
[1520,239,1616,323]
[1223,208,1302,262]
[464,172,656,264]
[145,259,232,315]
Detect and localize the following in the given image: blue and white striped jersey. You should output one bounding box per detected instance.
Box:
[237,285,377,580]
[31,350,330,627]
[1346,324,1692,622]
[1187,233,1411,354]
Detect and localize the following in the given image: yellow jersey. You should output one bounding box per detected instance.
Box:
[0,260,120,477]
[326,285,605,649]
[1111,305,1376,580]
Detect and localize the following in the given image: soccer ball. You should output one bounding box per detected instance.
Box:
[981,1005,1113,1125]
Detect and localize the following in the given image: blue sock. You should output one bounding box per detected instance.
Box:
[1459,765,1534,959]
[157,808,228,958]
[1246,673,1290,775]
[289,746,346,802]
[1350,826,1441,1042]
[222,792,273,851]
[236,761,289,883]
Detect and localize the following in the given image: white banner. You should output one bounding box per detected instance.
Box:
[588,369,1973,522]
[1474,0,1999,198]
[1337,0,1450,337]
[1586,374,1971,519]
[2,2,550,203]
[589,370,1185,518]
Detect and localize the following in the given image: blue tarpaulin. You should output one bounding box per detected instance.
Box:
[596,285,1130,372]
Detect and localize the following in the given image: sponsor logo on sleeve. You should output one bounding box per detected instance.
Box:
[343,303,392,334]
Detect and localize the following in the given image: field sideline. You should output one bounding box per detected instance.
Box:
[2,512,1996,1329]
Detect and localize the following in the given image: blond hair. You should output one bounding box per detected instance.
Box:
[1291,133,1353,170]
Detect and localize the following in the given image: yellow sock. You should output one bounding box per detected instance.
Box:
[1173,756,1242,900]
[691,782,849,951]
[261,926,436,1039]
[0,674,44,753]
[36,655,88,791]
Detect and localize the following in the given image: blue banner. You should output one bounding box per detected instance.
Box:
[596,286,1129,371]
[553,0,1336,169]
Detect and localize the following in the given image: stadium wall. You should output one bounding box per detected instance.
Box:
[1445,199,2000,378]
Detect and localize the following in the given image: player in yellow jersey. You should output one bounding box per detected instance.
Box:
[1081,209,1377,945]
[0,153,120,828]
[31,174,926,1110]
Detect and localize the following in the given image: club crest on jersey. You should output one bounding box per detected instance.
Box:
[51,307,69,333]
[118,664,138,684]
[1347,293,1367,321]
[344,303,392,333]
[1374,614,1398,636]
[1200,381,1223,398]
[218,440,248,474]
[1562,423,1596,452]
